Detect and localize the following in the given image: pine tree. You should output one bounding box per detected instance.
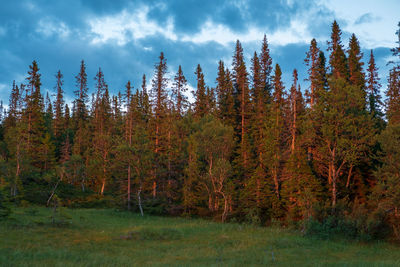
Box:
[367,50,382,118]
[327,21,349,80]
[172,65,188,117]
[249,51,268,209]
[289,69,299,154]
[216,61,236,127]
[373,124,400,240]
[140,74,151,123]
[91,68,113,195]
[312,77,373,206]
[264,64,286,200]
[73,60,89,157]
[5,81,20,128]
[193,64,208,117]
[53,70,65,139]
[232,40,252,172]
[205,87,216,115]
[348,34,366,90]
[386,23,400,125]
[305,39,327,108]
[260,34,273,101]
[151,52,169,198]
[23,60,51,170]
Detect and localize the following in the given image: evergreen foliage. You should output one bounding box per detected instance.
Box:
[0,20,399,241]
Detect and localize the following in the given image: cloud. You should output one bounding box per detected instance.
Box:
[36,17,71,39]
[354,13,379,25]
[88,6,177,46]
[0,0,397,106]
[181,19,312,47]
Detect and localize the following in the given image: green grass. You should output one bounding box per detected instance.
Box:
[0,207,399,266]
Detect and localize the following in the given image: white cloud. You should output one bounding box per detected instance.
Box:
[181,19,312,46]
[36,17,70,39]
[88,6,177,46]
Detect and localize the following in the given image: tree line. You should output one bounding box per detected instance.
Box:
[1,21,400,240]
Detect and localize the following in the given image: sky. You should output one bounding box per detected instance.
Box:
[0,0,399,106]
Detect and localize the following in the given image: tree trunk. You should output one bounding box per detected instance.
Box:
[346,164,354,188]
[127,164,131,210]
[273,166,280,199]
[256,178,261,207]
[152,180,157,199]
[332,168,337,207]
[138,185,144,216]
[47,177,62,206]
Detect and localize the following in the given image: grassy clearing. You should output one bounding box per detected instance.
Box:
[0,207,399,266]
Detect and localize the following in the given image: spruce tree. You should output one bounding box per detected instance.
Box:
[53,70,65,139]
[260,34,273,101]
[327,21,349,80]
[305,39,326,108]
[151,52,169,198]
[232,40,252,173]
[386,23,400,125]
[367,50,382,118]
[264,64,286,200]
[172,65,188,117]
[193,64,208,118]
[216,61,236,127]
[73,60,89,158]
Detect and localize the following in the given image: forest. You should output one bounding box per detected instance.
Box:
[0,20,400,242]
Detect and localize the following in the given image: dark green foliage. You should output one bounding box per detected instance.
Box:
[1,20,400,243]
[0,187,11,218]
[304,201,390,241]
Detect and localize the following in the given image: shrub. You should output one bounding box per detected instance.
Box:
[303,200,391,241]
[0,188,11,219]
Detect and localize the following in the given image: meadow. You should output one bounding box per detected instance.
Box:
[0,207,399,267]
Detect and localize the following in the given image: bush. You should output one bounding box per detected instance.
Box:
[142,198,168,215]
[0,189,11,219]
[303,200,391,241]
[69,194,116,208]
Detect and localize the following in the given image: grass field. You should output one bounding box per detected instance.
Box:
[0,207,399,266]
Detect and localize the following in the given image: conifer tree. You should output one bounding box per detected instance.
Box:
[260,34,273,101]
[172,65,188,117]
[216,61,236,127]
[140,74,151,123]
[289,69,300,154]
[386,23,400,125]
[5,81,20,128]
[305,39,326,108]
[327,21,349,80]
[23,60,51,170]
[194,64,208,117]
[367,50,382,118]
[249,51,268,210]
[312,77,373,206]
[205,87,216,115]
[73,60,89,158]
[151,52,169,198]
[348,34,365,90]
[264,64,286,200]
[53,70,64,139]
[232,40,252,172]
[91,68,113,195]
